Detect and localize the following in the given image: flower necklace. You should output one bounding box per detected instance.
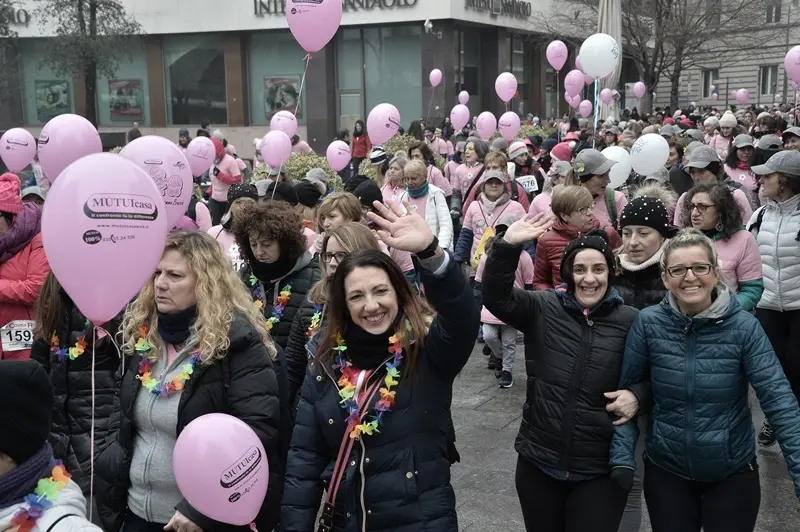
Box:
[11,462,72,532]
[50,320,91,362]
[250,274,293,333]
[134,325,201,398]
[306,304,324,338]
[333,321,409,440]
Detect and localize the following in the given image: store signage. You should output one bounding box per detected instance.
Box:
[1,7,30,26]
[254,0,418,16]
[464,0,532,19]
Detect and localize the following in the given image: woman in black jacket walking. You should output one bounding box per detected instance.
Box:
[280,200,480,532]
[31,272,121,501]
[95,231,283,532]
[483,219,641,532]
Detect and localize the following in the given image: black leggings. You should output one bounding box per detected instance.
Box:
[515,455,628,532]
[758,308,800,403]
[208,198,229,226]
[644,458,761,532]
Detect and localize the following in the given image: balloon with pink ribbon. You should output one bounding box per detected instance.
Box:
[450,104,470,131]
[564,70,584,97]
[495,72,518,103]
[498,112,521,142]
[579,100,593,118]
[38,114,102,183]
[633,82,646,99]
[326,140,351,172]
[429,69,443,88]
[458,91,469,105]
[286,0,342,53]
[785,45,800,83]
[0,128,36,173]
[270,110,298,138]
[261,130,293,168]
[546,40,568,72]
[476,112,497,141]
[367,103,401,145]
[600,88,613,105]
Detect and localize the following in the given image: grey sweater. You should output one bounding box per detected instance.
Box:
[127,343,194,524]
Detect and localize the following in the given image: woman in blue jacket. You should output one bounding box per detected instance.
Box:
[610,228,800,532]
[280,200,480,532]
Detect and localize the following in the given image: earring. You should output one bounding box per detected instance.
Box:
[716,219,724,232]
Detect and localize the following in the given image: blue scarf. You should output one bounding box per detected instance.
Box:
[0,443,56,510]
[407,182,429,199]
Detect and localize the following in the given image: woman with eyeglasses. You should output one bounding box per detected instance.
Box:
[610,228,800,532]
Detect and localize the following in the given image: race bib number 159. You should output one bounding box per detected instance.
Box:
[1,320,35,352]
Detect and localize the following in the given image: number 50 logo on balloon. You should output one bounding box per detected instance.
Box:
[286,0,343,54]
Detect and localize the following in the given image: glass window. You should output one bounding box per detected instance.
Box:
[248,32,307,127]
[458,28,482,117]
[701,68,719,98]
[760,65,779,95]
[164,34,226,125]
[97,38,149,126]
[19,39,75,126]
[364,25,422,132]
[335,28,364,131]
[766,2,782,22]
[510,35,527,118]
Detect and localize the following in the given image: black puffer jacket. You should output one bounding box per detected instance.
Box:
[284,297,324,413]
[613,259,668,310]
[30,301,121,496]
[280,256,479,532]
[483,239,639,475]
[94,316,283,532]
[241,251,321,350]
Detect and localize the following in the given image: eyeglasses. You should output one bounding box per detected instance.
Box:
[577,205,595,215]
[666,263,713,278]
[690,203,714,214]
[321,251,348,264]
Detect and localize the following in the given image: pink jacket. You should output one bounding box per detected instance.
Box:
[674,189,752,227]
[528,190,554,218]
[453,163,483,196]
[724,165,758,202]
[292,141,314,154]
[709,135,732,160]
[475,250,533,325]
[427,165,452,196]
[462,197,527,260]
[210,154,242,202]
[592,190,628,229]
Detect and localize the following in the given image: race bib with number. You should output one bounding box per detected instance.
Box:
[517,176,540,194]
[1,320,35,352]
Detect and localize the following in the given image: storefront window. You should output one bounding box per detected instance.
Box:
[336,28,364,133]
[457,29,482,117]
[511,36,529,118]
[363,25,421,132]
[19,39,74,126]
[248,32,307,127]
[97,38,149,126]
[164,34,226,125]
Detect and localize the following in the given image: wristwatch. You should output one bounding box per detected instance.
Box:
[415,235,439,260]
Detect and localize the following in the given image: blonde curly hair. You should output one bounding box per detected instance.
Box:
[122,231,275,364]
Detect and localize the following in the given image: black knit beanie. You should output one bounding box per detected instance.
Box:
[293,180,322,208]
[560,230,616,291]
[262,181,299,206]
[619,196,673,238]
[227,183,258,204]
[0,361,53,464]
[353,179,382,210]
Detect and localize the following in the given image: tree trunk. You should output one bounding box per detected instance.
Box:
[84,62,97,126]
[669,75,681,111]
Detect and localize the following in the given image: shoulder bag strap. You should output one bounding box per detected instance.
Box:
[605,187,617,229]
[463,167,486,203]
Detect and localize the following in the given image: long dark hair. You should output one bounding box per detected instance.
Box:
[408,141,435,167]
[316,250,430,371]
[681,182,742,239]
[353,120,366,138]
[408,120,424,141]
[724,144,752,169]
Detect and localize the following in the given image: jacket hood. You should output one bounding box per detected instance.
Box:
[551,218,601,240]
[0,479,98,532]
[555,284,624,317]
[665,283,737,321]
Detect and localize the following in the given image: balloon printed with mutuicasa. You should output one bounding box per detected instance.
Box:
[286,0,342,54]
[367,103,401,145]
[185,137,215,178]
[270,110,298,138]
[0,128,36,173]
[37,114,102,183]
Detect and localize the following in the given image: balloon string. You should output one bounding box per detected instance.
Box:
[556,72,561,143]
[89,331,96,521]
[425,85,436,126]
[592,78,600,149]
[294,54,312,117]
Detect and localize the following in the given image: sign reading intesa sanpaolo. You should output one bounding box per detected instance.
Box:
[464,0,532,18]
[254,0,419,15]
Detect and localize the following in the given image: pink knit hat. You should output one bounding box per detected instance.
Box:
[0,173,22,215]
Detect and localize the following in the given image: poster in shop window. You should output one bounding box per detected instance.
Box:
[109,79,144,120]
[264,76,302,119]
[35,80,71,122]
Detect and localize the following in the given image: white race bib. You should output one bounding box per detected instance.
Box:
[1,320,35,352]
[517,175,540,194]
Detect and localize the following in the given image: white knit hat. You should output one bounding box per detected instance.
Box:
[508,141,528,160]
[718,112,737,128]
[703,117,719,129]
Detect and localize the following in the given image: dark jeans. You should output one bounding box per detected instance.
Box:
[758,308,800,403]
[515,456,628,532]
[121,512,168,532]
[208,198,229,226]
[618,416,646,532]
[644,458,760,532]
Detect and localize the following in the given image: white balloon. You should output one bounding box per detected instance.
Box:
[601,146,632,189]
[630,134,669,176]
[578,33,621,79]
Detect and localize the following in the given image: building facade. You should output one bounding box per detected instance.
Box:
[1,0,567,154]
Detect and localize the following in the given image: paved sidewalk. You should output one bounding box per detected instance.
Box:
[450,343,800,532]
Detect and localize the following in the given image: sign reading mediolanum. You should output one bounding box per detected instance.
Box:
[464,0,532,19]
[254,0,419,16]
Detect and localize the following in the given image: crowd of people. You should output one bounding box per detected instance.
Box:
[1,101,800,532]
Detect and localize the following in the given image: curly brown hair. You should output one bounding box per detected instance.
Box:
[233,200,307,266]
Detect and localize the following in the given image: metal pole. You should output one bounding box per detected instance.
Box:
[784,2,792,103]
[725,79,729,108]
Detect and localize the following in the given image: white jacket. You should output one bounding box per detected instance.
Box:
[399,184,454,251]
[0,480,100,532]
[748,194,800,311]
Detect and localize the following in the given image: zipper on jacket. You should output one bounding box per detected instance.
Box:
[358,437,368,532]
[685,324,696,479]
[775,214,785,312]
[558,316,594,470]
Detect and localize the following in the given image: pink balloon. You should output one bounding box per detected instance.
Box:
[326,140,351,172]
[495,72,518,103]
[270,110,298,138]
[286,0,342,54]
[185,137,215,178]
[730,90,738,99]
[565,70,584,97]
[174,414,269,526]
[546,40,568,72]
[776,94,783,102]
[785,45,800,84]
[579,100,593,118]
[710,84,716,92]
[367,103,401,145]
[575,57,593,85]
[458,91,469,105]
[429,69,443,88]
[736,88,750,105]
[38,114,102,183]
[711,93,719,101]
[565,92,581,109]
[41,153,168,325]
[120,136,194,229]
[498,111,521,142]
[600,88,613,105]
[476,112,497,141]
[0,128,36,173]
[261,130,293,168]
[450,104,470,131]
[633,81,646,99]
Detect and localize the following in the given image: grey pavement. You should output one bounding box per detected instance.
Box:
[451,342,800,532]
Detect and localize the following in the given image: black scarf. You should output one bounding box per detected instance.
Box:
[342,321,394,370]
[252,253,296,284]
[0,443,55,510]
[157,305,197,345]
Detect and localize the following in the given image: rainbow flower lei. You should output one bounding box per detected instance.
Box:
[50,320,91,362]
[134,325,201,398]
[306,304,324,338]
[250,275,293,333]
[11,462,72,532]
[333,321,409,440]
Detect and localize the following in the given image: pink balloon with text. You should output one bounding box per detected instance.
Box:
[0,128,36,173]
[286,0,342,53]
[185,137,215,178]
[367,103,401,145]
[38,114,102,183]
[326,140,351,172]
